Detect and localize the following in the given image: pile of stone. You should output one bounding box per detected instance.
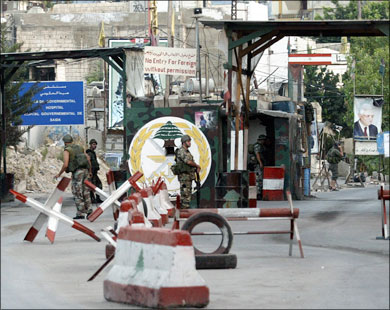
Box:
[6,144,111,194]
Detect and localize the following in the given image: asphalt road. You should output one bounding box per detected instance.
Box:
[1,183,389,309]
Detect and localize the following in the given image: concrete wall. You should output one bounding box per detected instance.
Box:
[10,3,227,87]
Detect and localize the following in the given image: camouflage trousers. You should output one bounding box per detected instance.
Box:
[178,177,193,209]
[255,165,263,198]
[72,168,92,216]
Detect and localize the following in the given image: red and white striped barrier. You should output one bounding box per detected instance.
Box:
[20,177,70,243]
[177,207,299,220]
[174,192,304,258]
[140,188,163,227]
[377,184,389,240]
[263,166,285,201]
[104,226,209,308]
[10,179,100,243]
[88,171,143,222]
[248,171,257,207]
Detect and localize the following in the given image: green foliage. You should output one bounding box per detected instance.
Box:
[85,61,104,84]
[343,37,389,135]
[314,0,389,43]
[304,66,347,132]
[311,0,389,178]
[0,24,44,150]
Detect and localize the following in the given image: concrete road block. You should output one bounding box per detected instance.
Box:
[104,227,209,308]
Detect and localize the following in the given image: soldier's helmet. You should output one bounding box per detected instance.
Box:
[89,139,97,144]
[258,134,267,141]
[62,134,73,143]
[181,135,191,143]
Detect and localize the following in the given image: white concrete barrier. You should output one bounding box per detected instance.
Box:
[104,226,209,308]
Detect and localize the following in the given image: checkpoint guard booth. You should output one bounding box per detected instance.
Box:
[124,100,304,208]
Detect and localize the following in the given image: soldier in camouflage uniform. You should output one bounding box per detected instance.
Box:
[86,139,103,203]
[176,135,201,209]
[55,134,93,219]
[326,141,344,191]
[253,134,267,200]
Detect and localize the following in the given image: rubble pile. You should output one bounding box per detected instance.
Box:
[6,145,111,194]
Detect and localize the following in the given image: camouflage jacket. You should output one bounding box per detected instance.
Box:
[176,146,196,181]
[253,142,266,165]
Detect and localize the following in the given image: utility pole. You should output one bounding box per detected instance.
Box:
[231,0,237,20]
[1,69,6,175]
[194,8,203,102]
[357,0,362,20]
[165,0,173,107]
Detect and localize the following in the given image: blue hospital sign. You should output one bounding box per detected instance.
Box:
[20,81,84,126]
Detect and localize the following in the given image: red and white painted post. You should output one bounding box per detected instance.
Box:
[263,166,285,200]
[140,188,163,227]
[377,184,389,240]
[158,182,175,216]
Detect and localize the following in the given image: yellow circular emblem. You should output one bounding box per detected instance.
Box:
[128,116,211,195]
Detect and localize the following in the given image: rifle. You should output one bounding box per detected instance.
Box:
[195,171,201,208]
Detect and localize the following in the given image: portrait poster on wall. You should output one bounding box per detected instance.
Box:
[195,111,217,129]
[353,96,382,141]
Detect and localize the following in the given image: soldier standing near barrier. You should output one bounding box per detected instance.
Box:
[86,139,103,203]
[55,134,93,219]
[254,134,267,200]
[175,135,201,209]
[326,141,344,191]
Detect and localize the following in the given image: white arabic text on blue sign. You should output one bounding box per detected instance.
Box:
[19,81,84,126]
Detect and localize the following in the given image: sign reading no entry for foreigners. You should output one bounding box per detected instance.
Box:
[19,81,84,126]
[144,46,196,76]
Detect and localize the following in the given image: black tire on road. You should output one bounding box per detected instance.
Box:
[181,212,233,255]
[195,253,237,269]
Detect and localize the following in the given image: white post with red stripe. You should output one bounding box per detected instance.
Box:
[10,186,100,243]
[157,182,174,216]
[127,192,153,228]
[140,188,163,227]
[152,194,168,225]
[88,171,143,222]
[377,184,389,240]
[107,170,116,194]
[286,190,304,258]
[151,178,169,223]
[104,226,209,308]
[263,166,285,201]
